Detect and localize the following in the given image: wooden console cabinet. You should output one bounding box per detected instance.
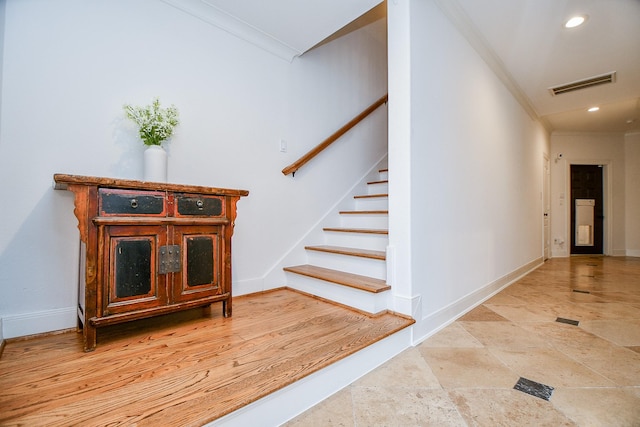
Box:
[54,174,248,351]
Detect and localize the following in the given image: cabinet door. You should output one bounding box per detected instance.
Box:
[102,225,168,315]
[171,226,223,303]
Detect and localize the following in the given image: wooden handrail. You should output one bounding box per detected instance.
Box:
[282,94,388,176]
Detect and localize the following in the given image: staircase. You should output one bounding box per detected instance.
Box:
[283,168,391,314]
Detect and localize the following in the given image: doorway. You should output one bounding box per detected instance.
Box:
[543,155,550,260]
[570,165,603,254]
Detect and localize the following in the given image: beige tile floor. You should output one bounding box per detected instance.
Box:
[285,256,640,426]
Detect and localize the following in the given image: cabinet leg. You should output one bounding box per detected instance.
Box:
[83,325,97,352]
[223,298,232,317]
[202,304,212,316]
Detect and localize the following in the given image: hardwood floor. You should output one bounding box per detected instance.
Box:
[0,289,413,426]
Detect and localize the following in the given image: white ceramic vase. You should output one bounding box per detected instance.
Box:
[143,145,168,182]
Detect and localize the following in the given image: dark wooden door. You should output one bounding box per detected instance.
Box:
[570,165,603,254]
[102,225,168,315]
[171,225,223,304]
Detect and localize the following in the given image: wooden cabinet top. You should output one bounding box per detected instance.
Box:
[53,173,249,197]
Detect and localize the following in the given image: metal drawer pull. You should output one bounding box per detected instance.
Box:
[196,199,204,209]
[130,199,138,209]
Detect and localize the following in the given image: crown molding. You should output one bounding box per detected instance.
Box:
[432,0,542,126]
[161,0,301,62]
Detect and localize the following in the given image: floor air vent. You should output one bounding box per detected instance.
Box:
[549,72,616,96]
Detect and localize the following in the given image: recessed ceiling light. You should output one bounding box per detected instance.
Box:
[588,107,599,112]
[565,15,588,28]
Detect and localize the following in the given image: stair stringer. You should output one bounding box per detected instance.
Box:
[278,160,391,314]
[260,156,388,304]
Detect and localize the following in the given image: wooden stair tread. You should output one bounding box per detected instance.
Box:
[339,210,388,215]
[323,227,388,235]
[354,193,388,199]
[305,245,386,260]
[283,265,390,293]
[367,180,388,185]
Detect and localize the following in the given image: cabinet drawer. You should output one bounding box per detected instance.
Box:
[175,194,224,217]
[99,189,166,216]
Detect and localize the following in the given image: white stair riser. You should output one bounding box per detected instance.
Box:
[323,231,388,251]
[284,273,390,314]
[367,182,388,194]
[283,162,392,314]
[354,197,388,211]
[306,251,386,280]
[339,214,388,229]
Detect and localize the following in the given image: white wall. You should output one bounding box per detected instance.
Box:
[389,0,549,342]
[0,0,4,142]
[387,0,414,316]
[550,132,627,257]
[0,0,5,344]
[625,132,640,256]
[0,0,387,338]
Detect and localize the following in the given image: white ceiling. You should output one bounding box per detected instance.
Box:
[162,0,382,60]
[199,0,382,53]
[164,0,640,134]
[454,0,640,134]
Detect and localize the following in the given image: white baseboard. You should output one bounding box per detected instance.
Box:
[551,249,569,257]
[0,317,4,352]
[2,307,77,339]
[411,257,543,344]
[233,277,267,296]
[392,293,421,320]
[552,250,638,257]
[209,326,412,427]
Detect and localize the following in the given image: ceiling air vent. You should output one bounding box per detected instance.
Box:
[549,72,616,96]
